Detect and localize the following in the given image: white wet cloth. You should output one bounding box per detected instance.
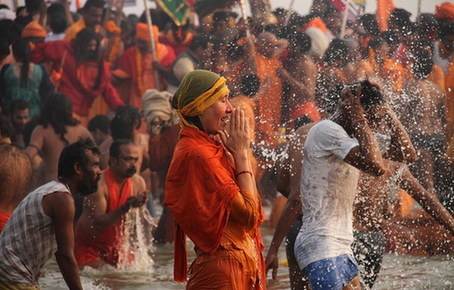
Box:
[295,120,360,270]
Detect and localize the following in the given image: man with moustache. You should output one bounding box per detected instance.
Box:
[0,138,101,290]
[74,139,148,268]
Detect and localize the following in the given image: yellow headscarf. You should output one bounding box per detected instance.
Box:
[172,70,230,129]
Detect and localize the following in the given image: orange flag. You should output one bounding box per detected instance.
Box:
[377,0,395,32]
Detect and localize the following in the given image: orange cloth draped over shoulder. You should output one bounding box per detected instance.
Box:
[254,54,283,146]
[0,213,12,233]
[165,70,265,288]
[165,127,266,288]
[446,58,454,161]
[74,168,132,266]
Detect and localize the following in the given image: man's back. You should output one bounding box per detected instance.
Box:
[0,181,70,286]
[28,124,92,182]
[296,120,360,269]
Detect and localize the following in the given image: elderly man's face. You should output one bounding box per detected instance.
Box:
[149,116,166,137]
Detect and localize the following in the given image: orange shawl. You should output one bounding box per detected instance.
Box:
[165,127,264,283]
[74,168,132,266]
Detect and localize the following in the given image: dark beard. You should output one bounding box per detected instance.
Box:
[125,167,137,178]
[78,179,99,196]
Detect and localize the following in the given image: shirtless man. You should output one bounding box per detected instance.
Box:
[0,138,101,289]
[75,139,148,268]
[0,144,32,233]
[397,52,445,194]
[0,114,13,144]
[277,32,319,126]
[25,93,93,183]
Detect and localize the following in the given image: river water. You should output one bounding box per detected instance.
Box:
[39,211,454,290]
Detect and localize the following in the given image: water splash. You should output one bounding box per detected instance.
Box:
[117,206,156,272]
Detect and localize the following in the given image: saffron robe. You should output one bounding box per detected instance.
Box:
[165,127,266,289]
[74,168,132,266]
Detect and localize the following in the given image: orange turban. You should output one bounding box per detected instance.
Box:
[303,17,328,33]
[136,23,159,42]
[22,21,46,38]
[435,2,454,20]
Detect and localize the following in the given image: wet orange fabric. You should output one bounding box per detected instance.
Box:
[377,0,395,32]
[230,95,258,177]
[0,213,11,233]
[446,58,454,161]
[428,64,446,91]
[165,127,265,288]
[254,54,283,146]
[74,168,132,266]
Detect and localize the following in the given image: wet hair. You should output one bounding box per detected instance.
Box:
[240,74,261,97]
[109,138,132,158]
[73,28,103,89]
[0,19,21,45]
[389,8,412,30]
[358,80,385,111]
[9,99,29,115]
[358,14,380,36]
[0,4,9,9]
[412,51,433,79]
[12,38,30,88]
[58,138,100,179]
[82,0,104,12]
[289,32,311,54]
[0,115,13,138]
[88,114,110,134]
[40,93,80,144]
[323,38,349,67]
[189,35,211,51]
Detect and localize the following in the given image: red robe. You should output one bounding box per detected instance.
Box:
[74,168,132,266]
[30,40,124,117]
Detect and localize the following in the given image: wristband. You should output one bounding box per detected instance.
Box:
[235,170,253,179]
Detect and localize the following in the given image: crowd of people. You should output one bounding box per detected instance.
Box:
[0,0,453,289]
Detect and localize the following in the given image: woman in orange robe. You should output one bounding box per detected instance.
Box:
[165,70,266,289]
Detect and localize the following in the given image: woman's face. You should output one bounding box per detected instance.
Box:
[199,95,233,135]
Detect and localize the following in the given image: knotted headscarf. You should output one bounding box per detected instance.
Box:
[171,70,230,129]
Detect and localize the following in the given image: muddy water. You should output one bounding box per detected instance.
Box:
[39,219,454,290]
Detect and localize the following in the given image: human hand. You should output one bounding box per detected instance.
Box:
[123,192,148,212]
[217,108,250,157]
[265,250,279,280]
